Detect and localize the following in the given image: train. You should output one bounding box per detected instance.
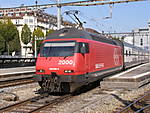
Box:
[33,28,149,93]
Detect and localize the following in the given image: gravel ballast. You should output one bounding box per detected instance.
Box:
[0,82,149,113]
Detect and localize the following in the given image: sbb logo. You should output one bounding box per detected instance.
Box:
[58,60,74,65]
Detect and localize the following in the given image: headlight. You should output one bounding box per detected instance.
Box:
[64,70,74,73]
[37,69,45,73]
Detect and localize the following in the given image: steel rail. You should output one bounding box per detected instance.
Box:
[134,104,150,113]
[0,97,35,112]
[0,79,35,88]
[0,94,72,113]
[117,91,150,113]
[29,94,72,113]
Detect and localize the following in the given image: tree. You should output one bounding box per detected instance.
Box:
[32,28,44,54]
[21,24,32,45]
[9,31,21,52]
[0,21,4,54]
[46,29,55,36]
[0,18,20,55]
[0,34,5,54]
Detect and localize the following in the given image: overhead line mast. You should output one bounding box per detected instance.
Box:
[57,0,61,29]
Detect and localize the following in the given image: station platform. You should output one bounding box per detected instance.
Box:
[0,66,35,82]
[100,63,150,90]
[0,66,35,76]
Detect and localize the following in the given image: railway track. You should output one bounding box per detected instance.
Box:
[0,72,35,88]
[0,94,72,113]
[0,78,35,88]
[117,90,150,113]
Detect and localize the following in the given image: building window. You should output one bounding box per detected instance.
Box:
[18,20,20,24]
[140,38,143,46]
[29,19,33,23]
[8,13,13,17]
[30,25,33,28]
[16,19,20,24]
[16,13,20,16]
[24,19,28,24]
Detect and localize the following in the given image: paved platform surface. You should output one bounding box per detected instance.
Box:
[100,63,150,90]
[0,66,35,76]
[0,66,35,81]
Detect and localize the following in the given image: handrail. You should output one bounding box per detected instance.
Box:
[0,58,36,68]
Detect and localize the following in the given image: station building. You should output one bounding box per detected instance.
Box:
[131,28,149,50]
[106,20,150,52]
[123,20,150,51]
[0,8,75,57]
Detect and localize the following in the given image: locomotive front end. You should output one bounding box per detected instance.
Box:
[34,40,89,93]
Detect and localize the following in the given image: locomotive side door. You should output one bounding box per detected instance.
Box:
[80,42,90,73]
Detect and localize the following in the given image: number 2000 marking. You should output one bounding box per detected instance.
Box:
[58,60,73,65]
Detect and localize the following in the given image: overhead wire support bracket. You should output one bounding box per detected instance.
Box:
[64,10,84,28]
[65,0,146,6]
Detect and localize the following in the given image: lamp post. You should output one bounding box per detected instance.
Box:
[132,30,135,46]
[34,0,38,58]
[34,38,37,58]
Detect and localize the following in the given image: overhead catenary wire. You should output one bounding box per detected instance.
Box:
[78,10,105,32]
[0,0,147,10]
[66,0,146,6]
[0,0,147,33]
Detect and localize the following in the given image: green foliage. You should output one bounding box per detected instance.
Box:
[46,29,55,36]
[21,24,32,45]
[32,28,45,53]
[111,36,125,41]
[0,34,5,54]
[2,19,18,42]
[9,31,21,52]
[0,18,20,55]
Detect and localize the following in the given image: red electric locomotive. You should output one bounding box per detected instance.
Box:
[34,28,123,93]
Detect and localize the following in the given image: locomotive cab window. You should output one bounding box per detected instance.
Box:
[76,42,89,54]
[40,41,76,57]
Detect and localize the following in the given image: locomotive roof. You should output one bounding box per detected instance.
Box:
[46,27,92,39]
[46,27,120,46]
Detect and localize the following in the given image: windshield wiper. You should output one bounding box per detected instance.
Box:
[63,56,68,59]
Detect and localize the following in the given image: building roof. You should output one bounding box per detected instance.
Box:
[0,8,76,27]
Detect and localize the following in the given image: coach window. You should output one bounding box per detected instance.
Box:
[129,51,131,56]
[140,39,143,46]
[126,50,128,56]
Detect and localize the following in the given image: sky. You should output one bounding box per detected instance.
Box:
[1,0,150,33]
